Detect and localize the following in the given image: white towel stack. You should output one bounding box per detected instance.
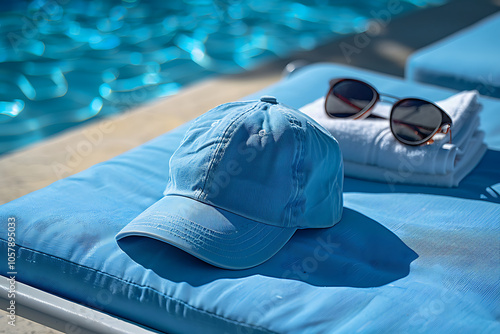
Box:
[300,91,487,187]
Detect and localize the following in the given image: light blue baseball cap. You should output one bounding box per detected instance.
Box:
[117,96,343,269]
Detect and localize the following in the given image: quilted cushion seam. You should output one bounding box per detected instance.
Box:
[0,239,278,334]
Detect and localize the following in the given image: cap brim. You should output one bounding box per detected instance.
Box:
[116,195,296,270]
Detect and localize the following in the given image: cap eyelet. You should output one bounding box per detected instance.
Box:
[260,96,278,104]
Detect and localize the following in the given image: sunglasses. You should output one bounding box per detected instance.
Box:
[324,78,452,146]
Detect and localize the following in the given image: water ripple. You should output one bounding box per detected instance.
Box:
[0,0,446,155]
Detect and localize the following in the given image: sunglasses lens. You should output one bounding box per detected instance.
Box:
[326,80,376,118]
[391,99,443,144]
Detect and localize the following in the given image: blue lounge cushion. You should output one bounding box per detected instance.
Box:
[406,12,500,98]
[1,63,499,333]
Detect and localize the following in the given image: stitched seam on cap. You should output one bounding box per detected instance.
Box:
[291,121,305,228]
[161,194,286,228]
[134,223,265,252]
[192,101,250,199]
[190,102,224,200]
[292,127,306,226]
[128,219,279,256]
[158,225,285,259]
[132,213,260,238]
[199,102,261,200]
[280,110,304,228]
[292,121,308,225]
[170,119,209,196]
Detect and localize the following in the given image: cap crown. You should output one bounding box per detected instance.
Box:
[164,99,343,229]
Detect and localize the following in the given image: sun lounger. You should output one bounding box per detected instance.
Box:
[1,63,499,333]
[406,12,500,99]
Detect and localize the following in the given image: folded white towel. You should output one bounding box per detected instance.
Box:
[344,132,486,188]
[300,91,486,187]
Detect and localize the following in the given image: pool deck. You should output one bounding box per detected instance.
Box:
[1,0,499,332]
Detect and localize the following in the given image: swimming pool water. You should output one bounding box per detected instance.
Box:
[0,0,446,155]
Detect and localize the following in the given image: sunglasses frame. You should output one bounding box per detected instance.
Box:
[325,78,453,146]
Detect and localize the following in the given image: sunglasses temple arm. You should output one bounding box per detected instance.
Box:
[367,114,388,120]
[379,93,400,100]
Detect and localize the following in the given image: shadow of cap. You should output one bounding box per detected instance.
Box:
[118,208,418,288]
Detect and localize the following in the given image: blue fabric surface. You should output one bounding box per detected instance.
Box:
[1,63,499,333]
[406,12,500,98]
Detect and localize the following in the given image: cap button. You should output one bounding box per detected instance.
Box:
[260,96,278,104]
